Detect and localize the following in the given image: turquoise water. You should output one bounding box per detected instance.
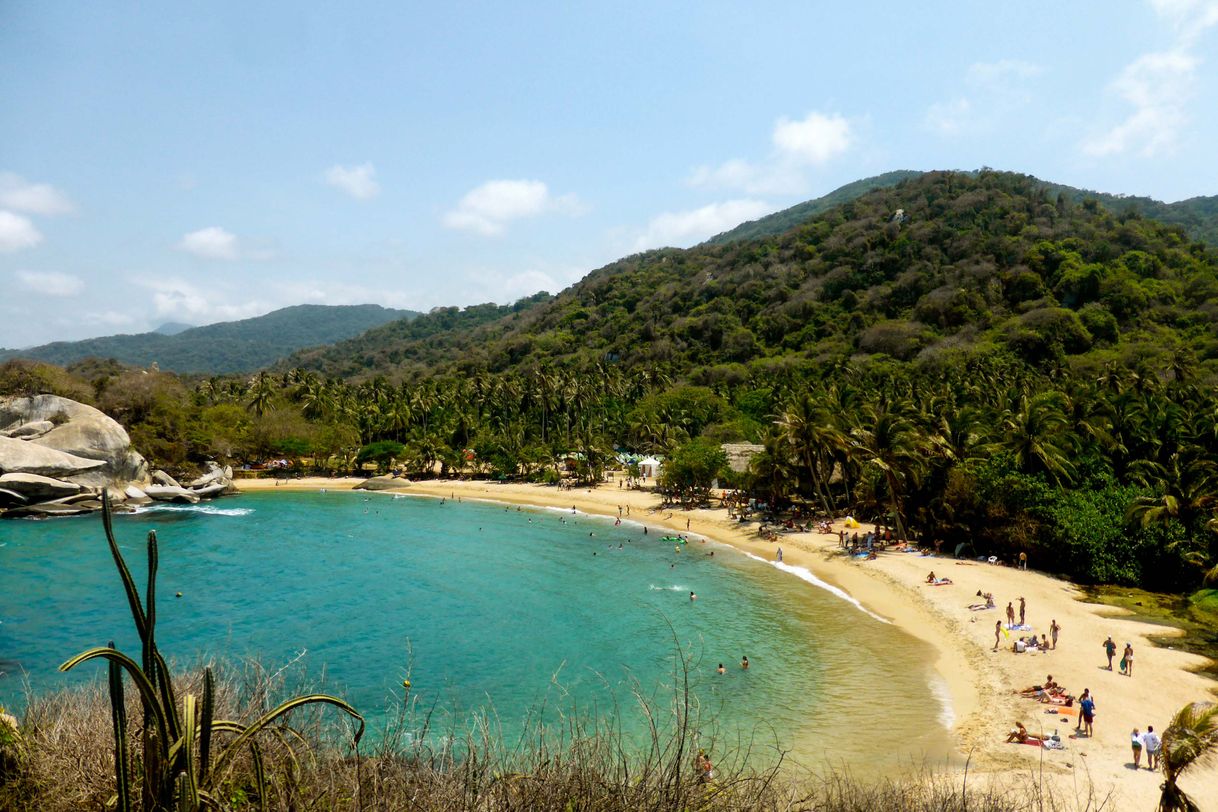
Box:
[0,491,949,768]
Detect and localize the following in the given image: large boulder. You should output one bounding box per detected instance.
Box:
[354,475,408,491]
[0,436,106,478]
[0,395,148,486]
[151,470,182,488]
[143,485,200,504]
[188,463,226,488]
[0,473,83,501]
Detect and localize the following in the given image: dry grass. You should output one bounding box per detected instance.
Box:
[1,659,1116,812]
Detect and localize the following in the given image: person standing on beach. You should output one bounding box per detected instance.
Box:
[1122,642,1134,676]
[1006,602,1015,627]
[994,620,1003,651]
[776,547,783,562]
[1019,551,1028,570]
[1079,690,1096,737]
[1131,727,1143,768]
[1050,619,1060,649]
[1018,597,1026,626]
[1075,689,1091,731]
[1143,725,1161,770]
[1103,636,1117,670]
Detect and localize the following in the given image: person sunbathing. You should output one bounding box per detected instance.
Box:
[1005,722,1044,744]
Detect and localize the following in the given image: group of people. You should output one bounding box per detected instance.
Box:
[715,656,749,674]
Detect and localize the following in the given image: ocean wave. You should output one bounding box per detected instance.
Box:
[929,674,955,729]
[132,504,254,517]
[648,584,689,591]
[740,551,890,624]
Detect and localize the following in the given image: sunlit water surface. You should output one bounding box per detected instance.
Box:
[0,491,951,769]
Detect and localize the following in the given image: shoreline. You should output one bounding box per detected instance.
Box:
[237,476,1218,805]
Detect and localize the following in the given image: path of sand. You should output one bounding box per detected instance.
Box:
[238,476,1218,808]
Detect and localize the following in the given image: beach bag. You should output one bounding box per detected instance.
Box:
[1119,657,1127,672]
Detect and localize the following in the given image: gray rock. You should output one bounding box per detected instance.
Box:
[0,395,148,486]
[0,438,103,476]
[151,470,182,488]
[143,485,200,504]
[223,465,233,479]
[188,466,226,488]
[0,487,28,506]
[3,502,97,518]
[125,485,149,501]
[7,420,54,439]
[190,482,228,498]
[354,475,408,491]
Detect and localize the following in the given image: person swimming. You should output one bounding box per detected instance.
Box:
[741,655,749,670]
[690,591,697,601]
[716,663,725,674]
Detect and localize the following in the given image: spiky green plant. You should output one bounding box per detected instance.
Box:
[60,494,364,811]
[1158,701,1218,812]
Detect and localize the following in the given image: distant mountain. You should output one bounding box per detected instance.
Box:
[0,304,418,374]
[708,169,1218,248]
[704,170,923,245]
[153,321,194,336]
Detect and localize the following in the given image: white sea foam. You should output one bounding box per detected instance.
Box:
[740,551,890,624]
[137,504,254,517]
[649,584,689,591]
[929,674,955,729]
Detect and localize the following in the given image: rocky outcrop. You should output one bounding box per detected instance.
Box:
[1,395,148,486]
[0,473,83,501]
[0,394,238,519]
[0,436,106,478]
[355,475,409,491]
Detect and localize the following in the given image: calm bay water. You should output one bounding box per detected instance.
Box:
[0,491,950,768]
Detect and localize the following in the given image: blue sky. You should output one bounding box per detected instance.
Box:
[2,1,1217,347]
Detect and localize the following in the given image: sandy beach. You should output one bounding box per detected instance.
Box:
[238,476,1218,807]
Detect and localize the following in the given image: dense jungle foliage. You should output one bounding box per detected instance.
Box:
[0,304,415,374]
[6,170,1218,594]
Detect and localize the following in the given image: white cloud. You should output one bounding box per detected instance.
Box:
[1084,1,1218,157]
[140,277,268,322]
[325,162,380,200]
[81,310,137,329]
[923,59,1042,137]
[178,226,239,260]
[14,270,84,297]
[687,110,853,196]
[772,112,853,165]
[0,172,75,216]
[1084,50,1196,157]
[0,210,43,252]
[923,98,972,136]
[443,179,582,236]
[633,199,774,251]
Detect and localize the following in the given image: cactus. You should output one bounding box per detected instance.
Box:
[60,493,364,810]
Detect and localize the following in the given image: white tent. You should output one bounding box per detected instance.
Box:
[638,456,662,478]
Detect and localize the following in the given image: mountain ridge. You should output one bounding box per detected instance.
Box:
[1,304,418,375]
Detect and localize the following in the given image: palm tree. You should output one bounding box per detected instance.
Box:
[775,394,841,517]
[850,405,924,542]
[1159,701,1218,811]
[992,391,1076,485]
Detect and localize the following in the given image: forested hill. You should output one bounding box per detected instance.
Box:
[0,304,416,374]
[705,170,923,245]
[709,170,1218,249]
[288,170,1218,384]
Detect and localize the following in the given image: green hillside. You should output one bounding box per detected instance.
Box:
[292,170,1218,383]
[0,304,417,374]
[705,170,923,245]
[708,169,1218,249]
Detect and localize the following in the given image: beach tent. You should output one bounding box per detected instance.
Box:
[843,515,861,528]
[638,456,662,478]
